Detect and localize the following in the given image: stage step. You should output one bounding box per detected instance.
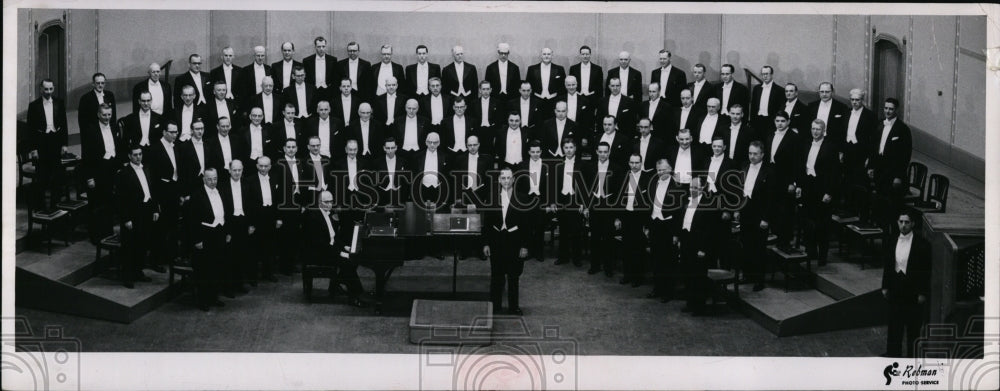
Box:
[16,241,102,286]
[814,262,883,300]
[409,299,493,344]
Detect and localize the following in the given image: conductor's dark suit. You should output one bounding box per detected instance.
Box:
[186,184,232,308]
[797,137,840,262]
[115,163,160,284]
[881,232,931,358]
[482,188,530,311]
[675,193,721,315]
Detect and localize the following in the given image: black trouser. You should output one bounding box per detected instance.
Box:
[741,218,768,285]
[251,217,277,280]
[193,225,226,306]
[772,185,796,247]
[489,231,525,310]
[841,142,868,215]
[800,176,833,261]
[526,194,546,259]
[277,209,302,273]
[621,211,647,283]
[648,218,678,298]
[120,201,155,282]
[679,229,709,312]
[88,163,117,242]
[336,256,365,297]
[153,180,180,266]
[33,157,64,211]
[886,279,924,358]
[226,215,250,291]
[588,205,615,273]
[556,198,583,264]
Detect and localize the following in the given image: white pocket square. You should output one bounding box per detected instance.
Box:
[508,226,519,232]
[834,114,843,118]
[891,136,900,141]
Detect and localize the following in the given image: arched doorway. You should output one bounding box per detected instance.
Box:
[36,23,66,100]
[872,36,904,115]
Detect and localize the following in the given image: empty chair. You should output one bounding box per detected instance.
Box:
[904,162,928,203]
[914,173,949,213]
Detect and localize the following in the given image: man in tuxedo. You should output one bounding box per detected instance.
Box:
[304,37,338,101]
[241,46,272,109]
[606,51,643,101]
[405,44,441,98]
[27,80,69,213]
[442,45,478,100]
[881,209,931,358]
[121,91,164,151]
[334,139,373,215]
[617,153,649,286]
[332,78,361,129]
[736,141,776,292]
[303,190,367,306]
[337,42,372,101]
[646,158,683,301]
[173,54,212,108]
[715,64,749,118]
[148,122,182,271]
[641,83,671,141]
[796,119,840,265]
[686,63,714,117]
[676,177,720,316]
[485,43,521,100]
[482,168,531,316]
[186,168,231,311]
[842,89,878,215]
[204,81,239,139]
[551,138,588,266]
[587,142,624,277]
[396,99,429,160]
[420,77,453,134]
[251,76,282,125]
[766,111,803,251]
[115,145,160,288]
[133,63,171,115]
[350,102,385,160]
[666,128,708,193]
[439,97,474,154]
[808,82,850,144]
[633,118,666,172]
[750,65,783,134]
[526,47,566,115]
[210,46,241,103]
[519,141,549,261]
[80,104,122,240]
[650,50,687,107]
[569,45,603,100]
[219,159,252,296]
[304,102,343,162]
[413,132,451,210]
[669,89,703,148]
[302,136,333,209]
[782,83,810,134]
[274,138,306,275]
[600,77,637,140]
[175,119,208,198]
[271,103,302,159]
[283,65,316,119]
[372,44,406,99]
[558,76,594,141]
[452,134,494,209]
[172,86,203,142]
[206,117,249,179]
[705,137,736,197]
[372,137,408,207]
[472,81,501,154]
[867,98,912,222]
[272,41,302,92]
[79,72,117,133]
[374,76,407,127]
[538,101,579,161]
[244,156,281,283]
[244,108,271,164]
[507,81,544,131]
[495,113,530,169]
[725,104,758,167]
[694,97,727,147]
[596,115,630,166]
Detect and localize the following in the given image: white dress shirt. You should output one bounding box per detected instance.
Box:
[99,122,116,159]
[651,177,671,220]
[347,157,359,191]
[377,62,393,95]
[625,171,642,211]
[455,63,466,95]
[295,84,308,117]
[618,68,630,95]
[223,64,234,99]
[348,59,359,90]
[528,158,542,195]
[658,65,672,98]
[281,60,293,89]
[561,158,576,195]
[452,116,467,151]
[500,188,512,229]
[699,113,719,144]
[259,173,272,206]
[692,80,706,105]
[639,134,651,165]
[215,98,230,120]
[359,119,372,155]
[95,91,105,105]
[721,81,733,114]
[679,106,692,129]
[403,116,420,151]
[286,158,300,192]
[540,63,552,97]
[310,154,326,190]
[595,159,609,197]
[647,97,660,120]
[249,124,264,160]
[191,72,206,104]
[847,108,863,144]
[139,110,151,146]
[230,178,244,216]
[519,97,531,127]
[422,150,440,187]
[895,232,913,273]
[192,139,206,174]
[674,147,692,184]
[131,163,152,202]
[384,155,397,189]
[744,162,761,197]
[580,62,592,95]
[554,118,567,156]
[315,56,327,88]
[318,117,332,157]
[385,94,397,125]
[283,119,297,140]
[682,194,701,231]
[806,138,822,177]
[261,93,274,123]
[218,134,233,169]
[205,186,225,227]
[600,131,616,148]
[321,210,336,245]
[770,130,786,163]
[707,155,724,192]
[505,127,523,165]
[784,99,799,117]
[43,98,55,132]
[180,104,194,141]
[148,80,165,114]
[416,63,429,95]
[757,82,773,115]
[728,123,741,160]
[480,97,491,127]
[607,94,621,118]
[430,95,444,124]
[160,138,178,181]
[253,64,266,94]
[498,60,509,94]
[340,95,352,125]
[879,118,896,155]
[465,153,479,189]
[816,100,832,126]
[566,93,578,121]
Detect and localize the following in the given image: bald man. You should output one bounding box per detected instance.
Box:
[606,51,643,101]
[373,76,408,126]
[539,101,580,159]
[220,159,253,295]
[250,76,284,125]
[133,62,173,115]
[210,46,242,102]
[442,45,479,99]
[413,132,451,210]
[349,102,386,159]
[526,47,567,116]
[485,42,521,100]
[394,98,429,160]
[271,41,302,91]
[241,46,273,108]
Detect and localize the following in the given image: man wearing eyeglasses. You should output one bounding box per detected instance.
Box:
[485,43,521,101]
[173,53,213,109]
[121,91,164,153]
[79,72,117,133]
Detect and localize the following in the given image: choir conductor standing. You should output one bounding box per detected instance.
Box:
[482,168,530,316]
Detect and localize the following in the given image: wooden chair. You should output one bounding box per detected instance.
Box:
[26,189,70,255]
[903,162,928,203]
[95,233,121,268]
[914,174,949,214]
[768,245,810,292]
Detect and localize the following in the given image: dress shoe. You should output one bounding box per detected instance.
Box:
[136,274,152,282]
[198,304,210,312]
[349,298,367,308]
[122,281,135,289]
[619,278,630,285]
[211,300,225,307]
[222,291,236,299]
[508,307,523,316]
[659,296,672,303]
[752,283,765,292]
[572,260,582,267]
[554,259,569,265]
[631,281,642,288]
[646,291,660,299]
[605,271,614,278]
[587,268,600,275]
[147,264,166,273]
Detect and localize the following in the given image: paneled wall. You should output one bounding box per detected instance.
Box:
[14,10,987,179]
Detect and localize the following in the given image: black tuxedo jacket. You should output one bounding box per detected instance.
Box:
[724,121,760,166]
[807,99,850,146]
[650,66,688,107]
[765,129,803,189]
[169,103,205,138]
[410,149,452,184]
[705,155,738,197]
[27,97,69,161]
[606,67,643,101]
[506,96,545,129]
[147,139,180,187]
[302,116,345,158]
[282,83,318,118]
[79,90,118,132]
[442,62,479,98]
[131,80,171,116]
[331,92,362,128]
[270,60,304,91]
[494,126,532,165]
[250,92,285,124]
[348,120,387,158]
[556,93,595,135]
[585,161,626,205]
[373,93,408,126]
[481,189,529,246]
[736,161,777,225]
[242,123,273,161]
[641,98,672,140]
[404,62,442,97]
[273,156,308,208]
[186,184,233,239]
[665,145,709,180]
[646,176,686,223]
[238,63,272,107]
[569,62,604,100]
[243,172,281,228]
[632,135,667,171]
[598,95,638,136]
[419,94,454,125]
[714,81,750,117]
[782,99,810,134]
[202,98,240,139]
[537,118,580,159]
[594,131,630,167]
[797,138,841,199]
[868,118,912,182]
[439,115,479,153]
[303,54,339,88]
[173,71,213,109]
[526,62,567,98]
[751,83,784,118]
[210,64,243,101]
[881,234,931,297]
[175,139,207,196]
[513,159,551,201]
[115,164,160,223]
[120,111,164,147]
[451,152,495,194]
[674,193,722,254]
[394,115,430,152]
[840,107,878,163]
[80,122,124,182]
[669,106,704,139]
[691,113,729,147]
[548,156,589,205]
[484,60,522,98]
[336,58,373,98]
[270,119,304,158]
[302,208,352,258]
[371,154,408,192]
[370,61,406,97]
[218,177,255,231]
[613,170,652,211]
[470,96,502,129]
[686,80,716,117]
[205,134,250,175]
